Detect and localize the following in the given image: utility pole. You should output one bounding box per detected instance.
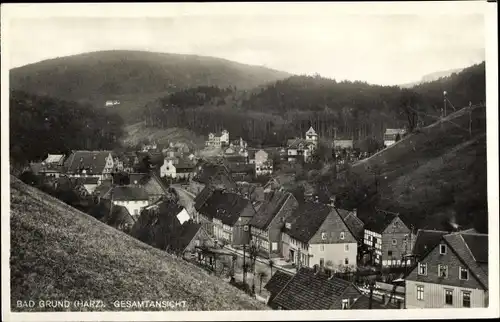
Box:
[443,91,447,117]
[243,244,247,284]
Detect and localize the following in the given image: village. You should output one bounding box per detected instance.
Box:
[21,124,489,311]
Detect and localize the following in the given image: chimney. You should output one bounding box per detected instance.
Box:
[329,195,336,207]
[397,299,403,309]
[382,294,386,304]
[313,264,320,274]
[352,208,357,217]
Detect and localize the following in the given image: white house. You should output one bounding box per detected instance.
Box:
[254,149,273,176]
[305,126,318,146]
[107,186,150,218]
[160,159,196,179]
[206,130,229,147]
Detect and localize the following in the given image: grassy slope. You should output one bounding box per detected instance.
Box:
[350,104,487,230]
[122,122,206,150]
[10,177,267,311]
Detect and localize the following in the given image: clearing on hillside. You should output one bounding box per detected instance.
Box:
[10,177,267,312]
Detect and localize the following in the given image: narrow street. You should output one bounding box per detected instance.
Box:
[170,184,196,219]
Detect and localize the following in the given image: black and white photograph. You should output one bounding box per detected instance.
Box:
[1,2,498,321]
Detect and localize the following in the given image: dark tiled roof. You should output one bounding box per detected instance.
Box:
[95,180,113,198]
[287,138,312,149]
[412,229,449,259]
[129,173,150,185]
[194,164,233,186]
[264,270,293,300]
[173,221,203,253]
[194,185,215,211]
[70,177,99,186]
[461,233,488,263]
[249,191,292,230]
[272,267,356,310]
[110,186,149,201]
[175,158,196,171]
[363,209,407,234]
[349,295,400,310]
[284,202,332,243]
[64,150,112,174]
[198,190,250,226]
[227,163,253,174]
[335,208,365,241]
[444,232,488,289]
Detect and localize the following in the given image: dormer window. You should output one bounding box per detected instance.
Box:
[340,232,345,240]
[341,299,350,309]
[440,244,447,255]
[321,232,327,240]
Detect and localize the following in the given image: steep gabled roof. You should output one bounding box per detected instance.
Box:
[194,185,216,211]
[412,229,449,259]
[264,270,293,302]
[100,203,135,229]
[363,209,408,234]
[284,202,332,243]
[45,154,65,164]
[335,208,365,241]
[444,232,488,289]
[249,191,293,230]
[271,267,358,310]
[198,190,250,226]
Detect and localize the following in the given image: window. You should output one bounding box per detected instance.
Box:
[459,267,469,280]
[388,250,393,257]
[445,289,453,305]
[418,263,427,276]
[243,225,249,231]
[340,232,345,240]
[341,299,349,309]
[392,239,397,245]
[368,235,373,242]
[271,242,278,251]
[416,285,424,301]
[440,244,447,255]
[320,245,325,251]
[344,244,349,252]
[345,258,349,265]
[462,291,471,308]
[438,265,449,278]
[321,232,327,240]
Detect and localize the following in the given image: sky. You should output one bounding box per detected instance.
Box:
[6,8,486,86]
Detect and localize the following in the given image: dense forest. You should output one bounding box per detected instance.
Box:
[10,90,124,167]
[143,62,485,147]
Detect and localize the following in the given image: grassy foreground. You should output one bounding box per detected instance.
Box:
[10,177,267,312]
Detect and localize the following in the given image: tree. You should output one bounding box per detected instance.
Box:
[137,155,151,173]
[357,137,382,154]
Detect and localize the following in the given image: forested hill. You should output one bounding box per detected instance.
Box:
[9,90,124,167]
[144,62,485,147]
[9,50,290,122]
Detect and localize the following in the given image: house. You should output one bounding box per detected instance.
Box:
[230,137,247,149]
[190,163,237,194]
[410,229,449,263]
[249,191,299,258]
[334,208,365,243]
[281,202,358,270]
[206,129,229,147]
[196,190,254,246]
[363,210,414,267]
[269,266,363,310]
[286,138,316,163]
[128,172,170,203]
[160,158,196,179]
[103,186,150,218]
[253,150,274,176]
[70,177,100,195]
[226,163,254,181]
[64,150,114,180]
[305,126,318,146]
[383,129,407,147]
[130,200,211,257]
[349,293,402,310]
[30,162,64,178]
[405,232,488,309]
[263,270,294,304]
[333,138,354,150]
[44,154,65,165]
[105,100,120,107]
